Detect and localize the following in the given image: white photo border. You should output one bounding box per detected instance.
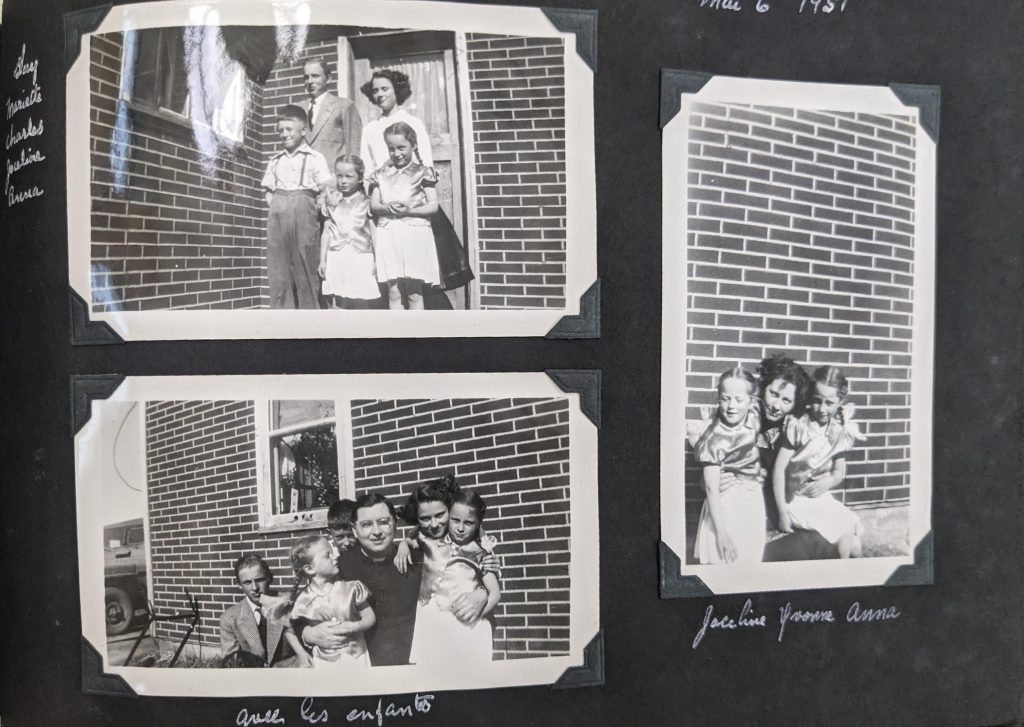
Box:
[75,373,600,696]
[659,76,935,595]
[66,0,597,340]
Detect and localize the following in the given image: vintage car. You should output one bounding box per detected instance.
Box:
[104,518,147,635]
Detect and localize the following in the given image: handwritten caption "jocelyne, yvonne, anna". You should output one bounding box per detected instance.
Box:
[5,44,46,208]
[236,695,435,727]
[692,599,900,649]
[698,0,850,15]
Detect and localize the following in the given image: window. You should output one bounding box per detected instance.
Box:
[119,26,248,144]
[255,400,355,530]
[122,28,189,117]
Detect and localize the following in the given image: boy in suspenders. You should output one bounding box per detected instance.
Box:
[262,105,333,309]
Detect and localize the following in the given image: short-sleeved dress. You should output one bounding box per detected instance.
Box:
[290,579,372,668]
[368,161,440,287]
[319,188,380,301]
[780,414,861,544]
[693,409,767,564]
[409,536,496,666]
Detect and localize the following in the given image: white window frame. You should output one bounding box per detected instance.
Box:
[253,399,356,532]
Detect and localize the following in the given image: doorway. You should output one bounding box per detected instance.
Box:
[339,30,471,310]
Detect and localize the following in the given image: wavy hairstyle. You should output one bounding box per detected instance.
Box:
[359,69,413,106]
[401,473,459,526]
[757,353,811,414]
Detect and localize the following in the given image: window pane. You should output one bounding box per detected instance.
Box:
[271,400,336,430]
[271,423,339,515]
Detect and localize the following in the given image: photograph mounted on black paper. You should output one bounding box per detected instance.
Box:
[66,0,597,341]
[659,74,936,596]
[75,372,600,696]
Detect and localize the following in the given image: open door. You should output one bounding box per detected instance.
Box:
[348,31,470,309]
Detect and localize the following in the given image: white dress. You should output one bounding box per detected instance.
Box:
[369,162,440,286]
[782,415,861,544]
[692,410,767,564]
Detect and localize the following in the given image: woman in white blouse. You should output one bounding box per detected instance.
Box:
[359,69,434,174]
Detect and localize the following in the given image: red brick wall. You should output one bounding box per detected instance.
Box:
[145,397,571,660]
[466,34,567,310]
[682,103,917,511]
[89,32,268,311]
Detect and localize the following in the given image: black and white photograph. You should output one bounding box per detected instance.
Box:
[660,76,935,595]
[66,0,597,340]
[76,373,599,696]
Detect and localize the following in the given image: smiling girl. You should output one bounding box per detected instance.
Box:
[693,366,766,565]
[368,122,441,310]
[772,365,864,558]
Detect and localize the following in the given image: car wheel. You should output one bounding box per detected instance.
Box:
[105,586,134,636]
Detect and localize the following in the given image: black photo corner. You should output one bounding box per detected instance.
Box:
[2,0,1023,725]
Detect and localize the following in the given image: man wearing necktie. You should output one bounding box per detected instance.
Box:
[219,553,303,667]
[299,58,363,174]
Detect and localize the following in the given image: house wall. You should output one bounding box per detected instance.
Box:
[465,34,567,310]
[89,32,268,311]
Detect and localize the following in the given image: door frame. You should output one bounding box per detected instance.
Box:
[340,30,478,309]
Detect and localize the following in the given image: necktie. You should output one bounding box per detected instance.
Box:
[308,99,316,128]
[256,609,268,656]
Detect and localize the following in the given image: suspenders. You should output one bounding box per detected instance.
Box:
[272,151,310,190]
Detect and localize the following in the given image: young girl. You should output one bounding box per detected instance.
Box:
[773,366,864,558]
[286,534,376,667]
[318,155,381,309]
[692,366,766,564]
[412,489,500,665]
[368,122,441,310]
[756,354,811,529]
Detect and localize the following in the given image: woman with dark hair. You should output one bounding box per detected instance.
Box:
[359,69,474,297]
[755,354,811,529]
[359,69,433,174]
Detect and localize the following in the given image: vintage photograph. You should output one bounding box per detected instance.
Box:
[660,76,935,594]
[66,0,596,339]
[76,374,599,696]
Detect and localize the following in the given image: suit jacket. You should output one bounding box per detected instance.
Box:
[219,597,298,667]
[301,93,363,169]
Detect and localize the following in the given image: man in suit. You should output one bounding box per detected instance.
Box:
[219,553,301,667]
[299,58,363,170]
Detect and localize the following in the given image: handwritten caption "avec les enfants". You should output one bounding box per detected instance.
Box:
[236,694,435,727]
[5,44,46,208]
[699,0,850,15]
[692,599,900,649]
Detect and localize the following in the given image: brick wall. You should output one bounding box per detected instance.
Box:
[145,397,571,660]
[466,34,567,309]
[682,103,917,516]
[89,32,268,311]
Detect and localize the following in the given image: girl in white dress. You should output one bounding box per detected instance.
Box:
[317,155,381,309]
[367,122,441,310]
[773,365,865,558]
[692,366,767,564]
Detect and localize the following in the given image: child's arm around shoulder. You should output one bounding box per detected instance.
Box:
[393,533,421,574]
[480,570,501,619]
